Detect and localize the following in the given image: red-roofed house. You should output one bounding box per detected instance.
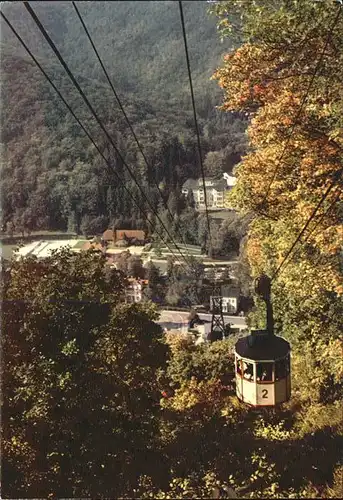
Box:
[116,230,145,242]
[101,229,146,244]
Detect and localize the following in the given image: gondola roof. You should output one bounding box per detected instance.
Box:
[235,332,290,360]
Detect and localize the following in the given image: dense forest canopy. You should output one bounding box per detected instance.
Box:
[0,1,247,242]
[1,0,231,101]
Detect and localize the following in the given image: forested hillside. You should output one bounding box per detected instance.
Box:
[1,1,246,240]
[1,0,231,101]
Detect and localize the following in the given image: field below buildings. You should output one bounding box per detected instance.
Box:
[0,232,80,261]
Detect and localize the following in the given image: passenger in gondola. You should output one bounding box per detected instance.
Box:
[243,362,254,381]
[256,363,272,382]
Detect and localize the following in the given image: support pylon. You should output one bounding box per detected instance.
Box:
[209,295,226,342]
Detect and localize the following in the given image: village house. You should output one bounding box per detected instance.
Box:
[125,278,149,303]
[101,229,146,245]
[210,285,240,314]
[182,174,236,209]
[223,172,237,188]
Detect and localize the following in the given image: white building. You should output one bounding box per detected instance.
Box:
[223,172,237,187]
[210,285,240,314]
[182,174,236,210]
[182,178,228,209]
[126,278,149,303]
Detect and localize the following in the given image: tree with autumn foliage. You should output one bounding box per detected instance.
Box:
[210,0,343,479]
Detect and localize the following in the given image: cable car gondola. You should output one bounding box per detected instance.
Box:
[234,274,291,407]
